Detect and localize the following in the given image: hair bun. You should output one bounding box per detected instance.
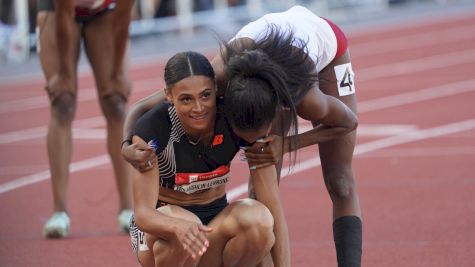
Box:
[226,49,271,78]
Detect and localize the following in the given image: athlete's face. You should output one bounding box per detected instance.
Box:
[166,75,217,137]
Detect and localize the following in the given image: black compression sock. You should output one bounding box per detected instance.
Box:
[333,216,362,267]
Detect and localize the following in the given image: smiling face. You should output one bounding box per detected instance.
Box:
[165,75,217,139]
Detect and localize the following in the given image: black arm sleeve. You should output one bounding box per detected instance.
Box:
[133,102,171,155]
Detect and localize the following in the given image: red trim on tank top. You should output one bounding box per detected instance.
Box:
[75,0,115,17]
[321,17,348,59]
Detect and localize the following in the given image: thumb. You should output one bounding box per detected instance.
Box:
[198,225,213,232]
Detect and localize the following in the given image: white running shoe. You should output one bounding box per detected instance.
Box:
[43,211,70,238]
[118,209,133,233]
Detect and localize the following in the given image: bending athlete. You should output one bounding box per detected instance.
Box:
[123,5,361,266]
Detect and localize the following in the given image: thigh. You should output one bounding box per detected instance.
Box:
[137,205,203,266]
[199,199,271,266]
[317,50,357,175]
[37,11,81,91]
[82,10,131,98]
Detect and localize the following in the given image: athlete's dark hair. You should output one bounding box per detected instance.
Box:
[219,24,317,167]
[164,51,215,88]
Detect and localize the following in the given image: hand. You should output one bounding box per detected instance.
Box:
[174,219,213,259]
[121,141,156,172]
[244,135,285,169]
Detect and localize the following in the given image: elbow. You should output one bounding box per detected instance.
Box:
[133,208,148,230]
[351,118,358,132]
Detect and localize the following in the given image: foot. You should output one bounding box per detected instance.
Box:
[118,209,133,233]
[43,211,70,238]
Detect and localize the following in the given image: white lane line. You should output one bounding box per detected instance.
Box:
[1,118,474,196]
[1,77,474,193]
[0,76,161,114]
[358,79,475,112]
[299,124,418,137]
[357,48,475,82]
[227,118,475,200]
[358,146,475,158]
[2,47,475,114]
[2,77,475,144]
[0,155,110,194]
[0,117,105,144]
[352,24,475,57]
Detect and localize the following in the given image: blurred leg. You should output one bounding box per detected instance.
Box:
[37,9,81,238]
[82,10,132,218]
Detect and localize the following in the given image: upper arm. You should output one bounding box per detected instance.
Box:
[297,86,355,128]
[136,90,167,113]
[296,87,329,123]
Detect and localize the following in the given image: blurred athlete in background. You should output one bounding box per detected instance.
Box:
[37,0,134,238]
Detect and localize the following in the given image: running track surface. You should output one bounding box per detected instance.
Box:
[1,10,475,267]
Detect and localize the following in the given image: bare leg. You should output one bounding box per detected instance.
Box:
[82,10,132,213]
[200,199,275,267]
[318,50,362,267]
[38,11,81,213]
[138,205,202,267]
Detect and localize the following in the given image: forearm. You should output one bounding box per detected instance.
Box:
[132,160,176,240]
[53,0,76,77]
[134,206,177,241]
[251,166,290,267]
[288,120,356,152]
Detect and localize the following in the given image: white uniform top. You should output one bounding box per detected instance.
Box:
[231,5,337,72]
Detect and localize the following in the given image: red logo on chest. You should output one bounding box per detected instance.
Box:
[212,134,224,146]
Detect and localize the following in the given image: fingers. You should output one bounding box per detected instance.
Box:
[134,157,156,172]
[182,228,210,259]
[129,143,156,172]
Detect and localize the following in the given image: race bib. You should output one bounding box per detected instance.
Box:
[174,165,230,194]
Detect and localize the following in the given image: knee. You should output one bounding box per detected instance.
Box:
[99,91,127,122]
[50,92,76,123]
[324,168,356,200]
[236,199,275,250]
[152,239,190,267]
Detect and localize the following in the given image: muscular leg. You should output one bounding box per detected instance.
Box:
[38,11,81,213]
[318,50,362,266]
[82,11,132,213]
[199,199,275,267]
[138,205,201,267]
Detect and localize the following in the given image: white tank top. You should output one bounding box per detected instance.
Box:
[231,5,337,72]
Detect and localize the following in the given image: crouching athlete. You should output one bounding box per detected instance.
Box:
[129,51,288,267]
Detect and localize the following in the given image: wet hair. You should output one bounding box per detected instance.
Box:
[164,51,215,88]
[219,24,318,167]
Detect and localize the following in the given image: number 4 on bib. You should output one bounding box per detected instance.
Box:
[334,63,356,96]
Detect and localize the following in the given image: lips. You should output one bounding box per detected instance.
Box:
[190,113,208,121]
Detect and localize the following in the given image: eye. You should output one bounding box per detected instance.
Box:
[201,91,212,99]
[180,96,192,104]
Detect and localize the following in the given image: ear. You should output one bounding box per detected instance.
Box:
[164,87,173,103]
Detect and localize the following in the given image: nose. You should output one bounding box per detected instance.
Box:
[193,100,203,112]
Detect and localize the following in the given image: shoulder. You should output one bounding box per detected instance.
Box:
[134,102,172,148]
